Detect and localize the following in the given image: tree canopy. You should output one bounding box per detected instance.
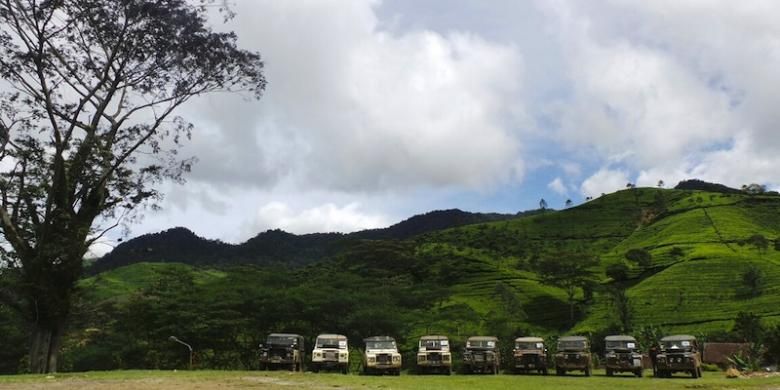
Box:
[0,0,265,373]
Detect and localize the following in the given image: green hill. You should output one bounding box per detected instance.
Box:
[3,187,778,373]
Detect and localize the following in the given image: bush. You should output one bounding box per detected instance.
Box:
[625,248,652,267]
[741,265,765,297]
[701,363,720,372]
[606,263,629,281]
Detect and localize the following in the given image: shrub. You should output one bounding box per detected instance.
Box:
[741,265,765,297]
[701,363,720,372]
[669,247,684,259]
[606,263,629,281]
[625,248,652,267]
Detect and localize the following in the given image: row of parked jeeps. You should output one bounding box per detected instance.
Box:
[258,333,703,378]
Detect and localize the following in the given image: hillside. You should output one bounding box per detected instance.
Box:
[4,187,778,373]
[91,209,515,272]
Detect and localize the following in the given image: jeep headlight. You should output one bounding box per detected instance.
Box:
[368,356,376,363]
[444,353,451,361]
[314,352,321,358]
[393,355,401,362]
[340,353,348,359]
[418,354,426,362]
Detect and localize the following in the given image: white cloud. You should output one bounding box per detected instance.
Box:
[580,168,630,198]
[245,202,389,234]
[181,0,526,193]
[541,0,780,190]
[547,177,567,195]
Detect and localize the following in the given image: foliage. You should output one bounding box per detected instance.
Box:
[740,265,765,297]
[731,312,765,344]
[608,288,633,333]
[0,0,265,373]
[624,249,652,267]
[536,253,599,325]
[743,234,770,253]
[605,263,629,281]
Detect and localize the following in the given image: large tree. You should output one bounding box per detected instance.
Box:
[0,0,265,373]
[536,252,599,326]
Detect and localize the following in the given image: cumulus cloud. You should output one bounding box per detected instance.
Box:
[580,168,630,198]
[547,177,568,195]
[541,0,780,191]
[245,202,389,234]
[180,0,526,192]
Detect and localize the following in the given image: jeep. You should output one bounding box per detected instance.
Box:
[655,335,702,378]
[554,336,591,376]
[311,334,349,374]
[258,333,305,371]
[513,336,548,375]
[416,335,452,375]
[462,336,500,374]
[363,336,402,375]
[604,335,644,377]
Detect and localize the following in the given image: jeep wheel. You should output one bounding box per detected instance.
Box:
[556,368,564,376]
[606,368,613,376]
[542,368,548,376]
[585,367,591,377]
[342,365,348,375]
[635,369,643,377]
[312,364,319,373]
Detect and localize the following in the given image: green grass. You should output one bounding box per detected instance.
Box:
[1,370,779,389]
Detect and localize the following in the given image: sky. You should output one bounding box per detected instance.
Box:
[92,0,780,254]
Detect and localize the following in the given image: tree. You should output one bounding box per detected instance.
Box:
[605,263,629,282]
[745,234,769,254]
[565,199,573,208]
[0,0,265,373]
[741,265,765,298]
[625,248,652,267]
[743,183,767,195]
[536,253,599,325]
[539,198,547,210]
[657,180,664,188]
[608,287,633,333]
[731,312,764,344]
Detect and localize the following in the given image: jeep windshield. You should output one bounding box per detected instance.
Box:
[606,340,637,351]
[466,340,496,349]
[366,340,396,350]
[266,335,297,345]
[661,340,694,352]
[316,338,346,349]
[557,340,587,351]
[420,340,448,350]
[516,342,544,350]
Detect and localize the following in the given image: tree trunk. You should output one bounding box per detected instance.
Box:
[29,322,64,373]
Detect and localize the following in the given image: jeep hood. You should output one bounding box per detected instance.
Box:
[366,348,399,354]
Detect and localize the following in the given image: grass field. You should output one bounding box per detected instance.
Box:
[1,370,780,389]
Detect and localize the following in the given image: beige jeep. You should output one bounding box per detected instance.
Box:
[311,334,349,374]
[363,336,402,375]
[416,335,452,375]
[513,336,548,375]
